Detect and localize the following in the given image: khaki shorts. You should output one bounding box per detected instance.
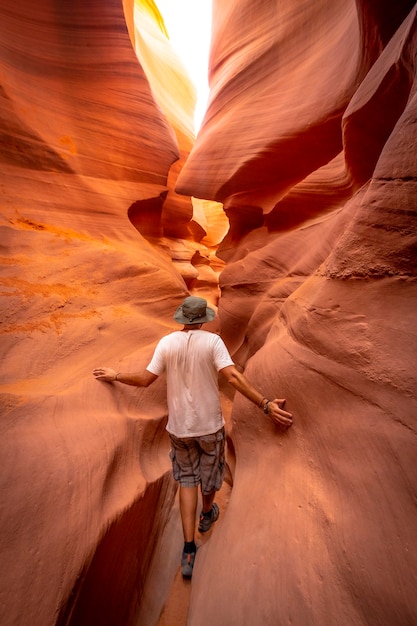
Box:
[169,427,225,495]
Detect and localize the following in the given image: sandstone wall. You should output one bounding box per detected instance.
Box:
[183,2,417,624]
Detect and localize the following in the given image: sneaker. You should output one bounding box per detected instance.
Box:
[181,551,196,578]
[198,502,220,533]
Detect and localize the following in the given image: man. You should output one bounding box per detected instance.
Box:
[93,296,293,578]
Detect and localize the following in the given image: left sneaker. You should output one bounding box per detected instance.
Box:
[181,550,196,578]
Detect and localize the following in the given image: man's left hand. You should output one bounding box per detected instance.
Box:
[268,398,293,428]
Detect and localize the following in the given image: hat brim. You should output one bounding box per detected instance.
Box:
[173,305,216,324]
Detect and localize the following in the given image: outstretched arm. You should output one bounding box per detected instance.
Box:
[93,367,158,387]
[220,365,293,428]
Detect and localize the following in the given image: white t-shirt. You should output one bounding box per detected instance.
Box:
[146,330,234,437]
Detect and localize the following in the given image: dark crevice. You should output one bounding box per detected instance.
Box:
[56,475,176,626]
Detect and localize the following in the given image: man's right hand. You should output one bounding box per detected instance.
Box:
[93,367,117,382]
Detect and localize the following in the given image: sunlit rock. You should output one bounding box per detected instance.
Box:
[176,0,362,206]
[123,0,228,281]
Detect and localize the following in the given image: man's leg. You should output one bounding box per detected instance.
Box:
[198,427,225,529]
[201,489,216,514]
[168,435,201,576]
[179,485,198,578]
[179,485,198,542]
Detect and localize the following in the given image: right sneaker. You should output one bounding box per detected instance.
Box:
[198,502,220,533]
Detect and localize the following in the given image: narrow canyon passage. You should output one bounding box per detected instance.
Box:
[1,1,416,625]
[155,483,232,626]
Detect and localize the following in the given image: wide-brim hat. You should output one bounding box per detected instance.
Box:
[173,296,216,325]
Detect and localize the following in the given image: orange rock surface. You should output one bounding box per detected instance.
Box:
[1,0,416,625]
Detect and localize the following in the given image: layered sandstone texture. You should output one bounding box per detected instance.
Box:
[1,1,416,626]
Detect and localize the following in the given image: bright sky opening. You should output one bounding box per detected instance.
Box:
[156,0,212,132]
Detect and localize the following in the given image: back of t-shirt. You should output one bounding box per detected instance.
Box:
[146,330,234,437]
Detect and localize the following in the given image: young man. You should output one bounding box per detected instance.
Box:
[93,296,293,577]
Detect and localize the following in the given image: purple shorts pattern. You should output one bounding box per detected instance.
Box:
[169,427,225,494]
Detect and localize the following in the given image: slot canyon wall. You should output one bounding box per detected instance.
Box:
[0,1,416,626]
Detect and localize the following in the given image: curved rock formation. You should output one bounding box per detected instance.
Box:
[0,1,189,625]
[0,0,416,625]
